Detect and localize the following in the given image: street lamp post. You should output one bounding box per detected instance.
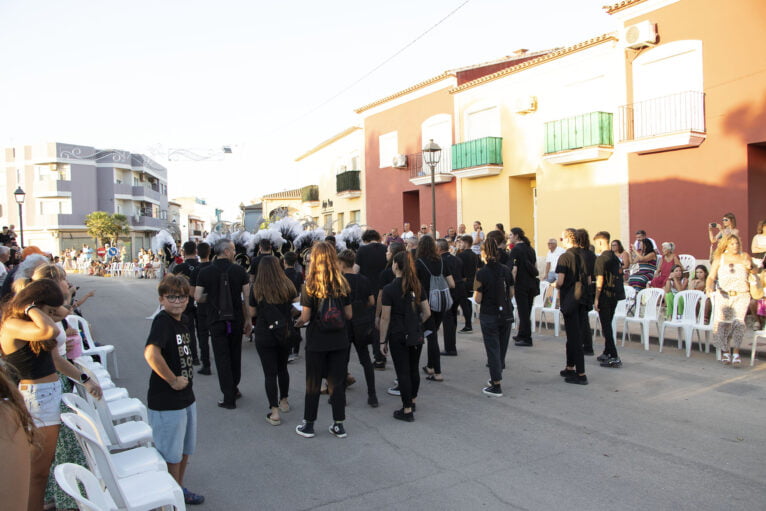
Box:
[422,139,442,238]
[14,186,26,248]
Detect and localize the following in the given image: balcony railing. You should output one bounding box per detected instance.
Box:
[451,137,503,171]
[406,151,454,185]
[618,91,705,142]
[301,185,319,203]
[544,112,613,154]
[336,170,361,193]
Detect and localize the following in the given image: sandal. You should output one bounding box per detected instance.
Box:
[732,353,741,366]
[422,365,434,376]
[425,374,443,382]
[722,353,731,365]
[279,400,290,413]
[266,412,281,426]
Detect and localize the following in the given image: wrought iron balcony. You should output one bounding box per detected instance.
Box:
[301,185,320,204]
[336,170,361,198]
[407,152,453,186]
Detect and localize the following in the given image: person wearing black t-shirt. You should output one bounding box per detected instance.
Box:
[144,274,204,505]
[457,235,479,332]
[173,241,201,365]
[474,236,515,397]
[195,240,252,409]
[294,242,352,439]
[251,256,298,426]
[338,250,378,407]
[593,232,623,368]
[248,239,273,283]
[416,235,455,381]
[283,251,304,360]
[438,239,463,356]
[576,229,597,356]
[355,229,388,368]
[508,227,539,347]
[555,228,589,385]
[380,251,431,421]
[190,242,212,374]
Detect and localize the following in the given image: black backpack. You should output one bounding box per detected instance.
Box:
[402,291,424,347]
[316,297,345,332]
[212,266,235,323]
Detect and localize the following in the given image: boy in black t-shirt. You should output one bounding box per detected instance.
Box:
[283,251,304,361]
[144,275,204,505]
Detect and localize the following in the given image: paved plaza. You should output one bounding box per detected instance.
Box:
[71,274,766,510]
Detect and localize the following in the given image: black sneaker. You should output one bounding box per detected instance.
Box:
[387,384,401,396]
[564,374,589,385]
[393,408,415,422]
[559,368,576,378]
[482,384,503,397]
[373,359,386,371]
[596,353,610,362]
[368,395,379,408]
[295,420,315,438]
[583,349,595,356]
[217,400,236,410]
[514,339,533,347]
[600,357,622,368]
[459,327,473,333]
[329,422,347,438]
[197,366,211,375]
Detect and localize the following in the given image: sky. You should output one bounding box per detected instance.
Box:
[0,0,617,220]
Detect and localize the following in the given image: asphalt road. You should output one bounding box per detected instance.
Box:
[70,274,766,511]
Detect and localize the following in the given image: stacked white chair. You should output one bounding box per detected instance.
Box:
[622,287,665,350]
[55,463,117,511]
[62,393,153,451]
[68,314,120,377]
[658,290,705,357]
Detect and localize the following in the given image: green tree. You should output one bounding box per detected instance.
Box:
[84,211,129,245]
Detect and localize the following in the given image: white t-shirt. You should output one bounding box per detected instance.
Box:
[633,237,658,253]
[471,230,485,254]
[401,230,415,240]
[545,246,565,270]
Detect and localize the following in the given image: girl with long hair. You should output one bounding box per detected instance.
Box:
[706,234,752,365]
[379,251,431,420]
[663,264,688,319]
[0,359,37,511]
[294,242,352,438]
[556,228,589,385]
[251,256,298,426]
[611,239,631,282]
[474,235,514,397]
[508,227,537,348]
[1,279,102,511]
[628,238,657,291]
[416,235,455,381]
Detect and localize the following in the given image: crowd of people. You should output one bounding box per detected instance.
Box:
[1,212,765,509]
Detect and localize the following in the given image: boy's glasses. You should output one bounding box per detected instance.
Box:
[164,295,188,303]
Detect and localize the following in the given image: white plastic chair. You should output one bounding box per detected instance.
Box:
[678,254,696,277]
[534,285,561,337]
[658,290,705,357]
[62,393,153,451]
[70,315,120,378]
[55,463,118,511]
[61,413,166,479]
[529,281,551,334]
[691,294,717,355]
[58,416,185,511]
[751,330,766,366]
[622,287,665,350]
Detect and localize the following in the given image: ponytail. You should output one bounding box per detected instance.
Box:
[393,251,421,299]
[482,235,500,264]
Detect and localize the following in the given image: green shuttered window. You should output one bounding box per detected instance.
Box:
[544,112,613,154]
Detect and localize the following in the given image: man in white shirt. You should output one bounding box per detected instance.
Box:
[401,222,415,240]
[543,238,565,283]
[471,221,484,255]
[632,230,658,253]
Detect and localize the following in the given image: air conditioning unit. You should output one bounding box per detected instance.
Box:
[392,154,408,168]
[514,96,537,114]
[622,20,658,49]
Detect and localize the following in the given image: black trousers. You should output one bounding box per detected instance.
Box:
[563,304,586,374]
[480,314,512,383]
[515,288,535,342]
[581,303,594,353]
[183,308,200,363]
[389,336,422,408]
[196,310,211,369]
[210,320,243,405]
[426,310,444,374]
[304,348,347,422]
[255,339,290,408]
[348,332,376,397]
[442,300,459,353]
[460,297,473,329]
[598,299,618,358]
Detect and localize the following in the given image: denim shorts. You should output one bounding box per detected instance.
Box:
[19,380,63,427]
[148,403,197,464]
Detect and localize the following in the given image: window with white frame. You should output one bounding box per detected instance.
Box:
[38,199,72,215]
[465,105,500,141]
[379,131,398,168]
[421,114,452,170]
[350,210,360,224]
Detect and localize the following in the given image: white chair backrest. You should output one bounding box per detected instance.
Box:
[679,254,696,275]
[635,288,664,320]
[620,285,638,317]
[61,392,113,447]
[674,290,704,322]
[60,413,129,509]
[697,294,715,326]
[54,463,116,511]
[60,412,107,481]
[532,280,550,308]
[76,317,97,350]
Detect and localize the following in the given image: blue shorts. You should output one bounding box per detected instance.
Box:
[19,380,62,427]
[148,403,197,464]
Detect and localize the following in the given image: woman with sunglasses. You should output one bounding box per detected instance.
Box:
[706,234,752,366]
[708,213,740,258]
